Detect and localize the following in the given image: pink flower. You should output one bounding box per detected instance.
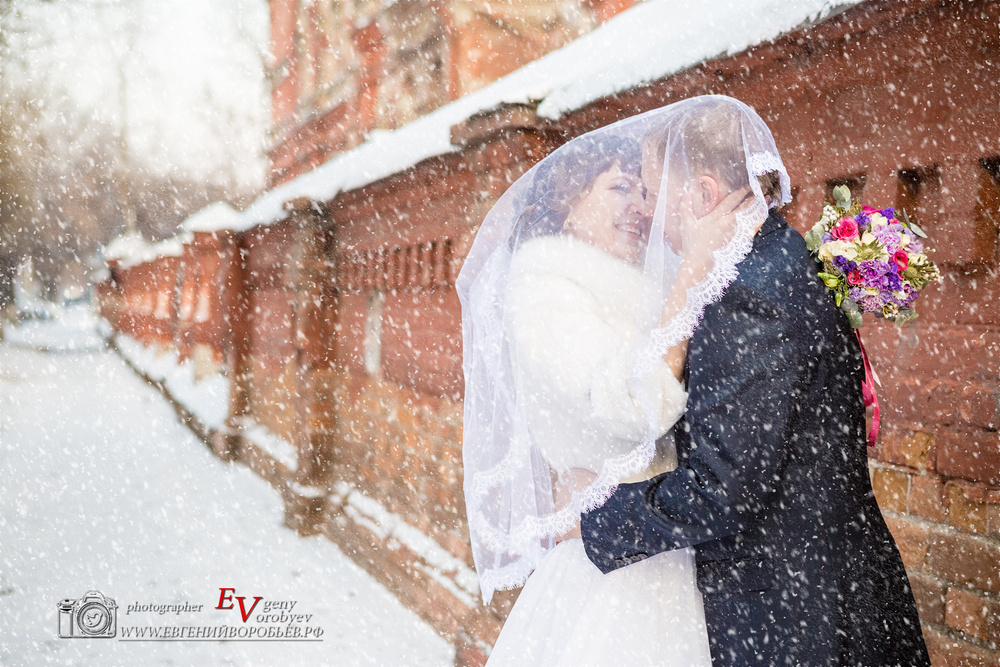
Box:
[846,270,863,285]
[832,217,860,241]
[893,250,908,271]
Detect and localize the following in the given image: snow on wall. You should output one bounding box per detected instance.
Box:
[104,231,193,269]
[115,333,230,429]
[180,201,242,233]
[331,482,481,606]
[230,0,858,232]
[240,417,300,472]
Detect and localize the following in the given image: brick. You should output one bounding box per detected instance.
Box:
[909,572,948,625]
[909,474,947,523]
[926,528,1000,594]
[897,431,936,470]
[937,427,1000,487]
[872,467,911,513]
[454,639,489,667]
[960,385,1000,431]
[927,380,962,428]
[923,625,1000,667]
[947,481,990,534]
[879,380,939,441]
[900,328,1000,386]
[991,604,1000,648]
[945,587,996,644]
[884,514,931,572]
[990,505,1000,540]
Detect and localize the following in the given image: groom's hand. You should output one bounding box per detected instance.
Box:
[678,186,755,273]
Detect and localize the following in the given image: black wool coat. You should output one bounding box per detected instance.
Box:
[581,211,930,667]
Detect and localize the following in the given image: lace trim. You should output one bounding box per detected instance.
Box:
[644,198,765,359]
[468,434,656,552]
[478,557,544,600]
[746,151,792,207]
[746,151,783,177]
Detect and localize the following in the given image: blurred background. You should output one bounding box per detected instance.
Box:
[0,0,267,306]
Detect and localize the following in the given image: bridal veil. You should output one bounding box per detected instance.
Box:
[457,95,791,603]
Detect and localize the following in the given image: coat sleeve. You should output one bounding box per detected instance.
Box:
[581,283,809,573]
[507,270,686,444]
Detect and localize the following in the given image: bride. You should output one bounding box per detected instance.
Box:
[457,98,785,665]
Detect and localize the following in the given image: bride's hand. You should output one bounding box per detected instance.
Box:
[677,187,756,281]
[553,468,597,542]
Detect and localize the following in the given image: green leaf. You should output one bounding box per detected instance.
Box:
[804,229,822,252]
[847,310,864,329]
[841,298,860,314]
[894,308,917,327]
[900,210,928,238]
[832,184,852,209]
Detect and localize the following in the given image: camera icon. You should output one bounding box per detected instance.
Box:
[57,590,117,638]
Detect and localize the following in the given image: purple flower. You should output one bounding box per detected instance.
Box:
[848,287,867,302]
[856,211,870,230]
[822,232,834,244]
[859,260,892,289]
[859,293,885,313]
[873,227,900,253]
[833,255,851,272]
[882,207,895,219]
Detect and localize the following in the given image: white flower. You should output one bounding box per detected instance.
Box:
[817,240,857,263]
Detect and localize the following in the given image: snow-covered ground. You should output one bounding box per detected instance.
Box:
[0,309,455,666]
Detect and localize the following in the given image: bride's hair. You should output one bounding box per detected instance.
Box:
[645,97,783,205]
[514,134,641,240]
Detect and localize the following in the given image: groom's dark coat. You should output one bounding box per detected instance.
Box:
[582,211,930,666]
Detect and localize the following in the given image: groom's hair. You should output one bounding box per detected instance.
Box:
[645,98,782,203]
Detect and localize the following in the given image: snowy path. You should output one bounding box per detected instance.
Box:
[0,315,455,666]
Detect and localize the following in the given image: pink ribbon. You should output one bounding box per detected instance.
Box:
[855,330,880,447]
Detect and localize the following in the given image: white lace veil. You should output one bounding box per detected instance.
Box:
[457,95,791,604]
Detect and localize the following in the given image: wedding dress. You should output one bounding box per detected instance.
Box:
[486,234,712,666]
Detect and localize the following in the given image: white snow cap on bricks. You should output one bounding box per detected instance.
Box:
[229,0,858,233]
[180,201,242,233]
[103,230,192,269]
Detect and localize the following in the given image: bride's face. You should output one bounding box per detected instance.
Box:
[563,163,648,265]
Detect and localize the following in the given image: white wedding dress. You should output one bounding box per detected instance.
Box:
[486,234,712,667]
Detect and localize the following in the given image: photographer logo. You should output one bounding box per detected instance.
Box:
[57,590,117,639]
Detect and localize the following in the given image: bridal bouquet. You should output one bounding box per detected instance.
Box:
[804,185,941,328]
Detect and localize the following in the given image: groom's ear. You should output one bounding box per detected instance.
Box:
[692,175,722,217]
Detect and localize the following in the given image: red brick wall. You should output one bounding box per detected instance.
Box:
[266,0,624,186]
[105,257,180,348]
[238,221,302,443]
[174,231,240,364]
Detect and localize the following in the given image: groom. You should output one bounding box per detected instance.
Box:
[581,99,930,666]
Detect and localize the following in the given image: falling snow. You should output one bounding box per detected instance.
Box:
[0,308,454,666]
